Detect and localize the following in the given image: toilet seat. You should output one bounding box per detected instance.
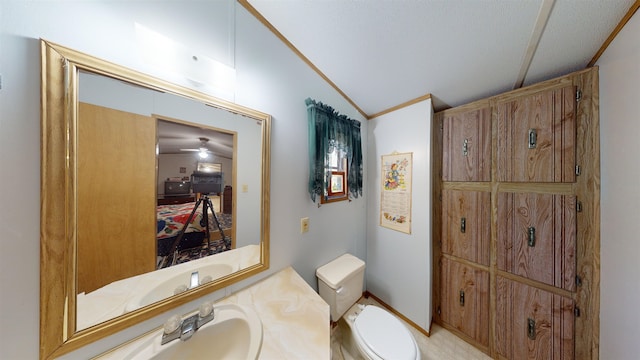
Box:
[353,305,419,360]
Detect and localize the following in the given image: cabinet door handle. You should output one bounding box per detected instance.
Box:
[528,226,536,247]
[459,290,465,306]
[528,129,537,149]
[460,217,466,233]
[462,139,469,156]
[527,318,536,340]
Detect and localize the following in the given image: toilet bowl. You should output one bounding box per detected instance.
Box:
[347,303,421,360]
[316,254,421,360]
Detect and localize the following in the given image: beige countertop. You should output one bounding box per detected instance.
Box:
[97,266,330,359]
[218,266,330,359]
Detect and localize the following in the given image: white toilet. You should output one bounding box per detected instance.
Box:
[316,254,421,360]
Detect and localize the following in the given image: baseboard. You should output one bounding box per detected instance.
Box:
[363,291,431,337]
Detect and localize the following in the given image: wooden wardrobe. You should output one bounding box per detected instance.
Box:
[433,68,600,359]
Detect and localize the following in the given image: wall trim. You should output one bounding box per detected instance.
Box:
[588,0,640,67]
[364,291,432,337]
[367,94,432,120]
[237,0,368,119]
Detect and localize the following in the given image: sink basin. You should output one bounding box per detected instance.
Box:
[121,304,262,360]
[126,263,236,312]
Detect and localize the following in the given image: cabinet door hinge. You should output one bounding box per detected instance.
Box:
[574,306,581,317]
[576,89,582,102]
[576,275,582,287]
[575,165,581,176]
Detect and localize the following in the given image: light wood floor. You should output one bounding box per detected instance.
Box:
[331,297,492,360]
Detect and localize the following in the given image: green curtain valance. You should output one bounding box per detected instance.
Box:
[306,98,363,203]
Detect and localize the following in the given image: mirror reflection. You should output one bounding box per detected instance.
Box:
[155,119,235,269]
[74,70,262,330]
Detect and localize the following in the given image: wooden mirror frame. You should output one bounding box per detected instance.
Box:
[39,39,270,359]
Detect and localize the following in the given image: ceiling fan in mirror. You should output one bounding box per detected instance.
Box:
[181,137,213,159]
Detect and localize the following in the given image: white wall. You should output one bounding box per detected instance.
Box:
[158,154,234,193]
[596,10,640,360]
[0,1,367,358]
[366,99,433,330]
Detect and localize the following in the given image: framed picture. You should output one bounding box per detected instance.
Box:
[328,171,346,196]
[380,152,412,234]
[197,162,221,173]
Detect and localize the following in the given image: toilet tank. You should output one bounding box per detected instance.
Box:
[316,254,365,322]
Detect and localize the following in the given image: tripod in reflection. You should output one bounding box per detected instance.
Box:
[161,193,228,268]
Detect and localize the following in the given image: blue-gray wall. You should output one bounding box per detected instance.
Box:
[0,1,367,358]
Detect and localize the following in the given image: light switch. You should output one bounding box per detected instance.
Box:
[301,217,309,233]
[242,184,248,192]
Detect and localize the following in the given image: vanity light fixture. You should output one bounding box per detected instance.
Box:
[135,23,236,99]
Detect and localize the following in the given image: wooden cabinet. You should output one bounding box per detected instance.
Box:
[223,185,233,214]
[441,258,489,348]
[442,189,491,266]
[495,277,575,360]
[434,68,599,359]
[497,85,576,183]
[437,102,492,354]
[498,192,576,291]
[442,105,491,182]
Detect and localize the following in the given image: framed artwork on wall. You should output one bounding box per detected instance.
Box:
[380,152,412,234]
[328,171,346,196]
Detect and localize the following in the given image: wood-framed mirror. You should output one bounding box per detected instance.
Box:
[40,39,270,359]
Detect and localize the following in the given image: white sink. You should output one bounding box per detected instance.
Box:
[118,304,262,360]
[126,263,236,312]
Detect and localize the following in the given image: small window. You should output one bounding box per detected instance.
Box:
[322,148,348,203]
[306,98,363,204]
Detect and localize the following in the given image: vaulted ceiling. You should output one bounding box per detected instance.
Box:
[243,0,637,116]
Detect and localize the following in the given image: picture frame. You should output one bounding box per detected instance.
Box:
[328,171,346,196]
[197,162,221,173]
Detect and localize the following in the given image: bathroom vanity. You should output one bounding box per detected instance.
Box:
[97,267,330,359]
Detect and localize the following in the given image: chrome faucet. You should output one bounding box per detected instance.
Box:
[179,315,198,341]
[161,301,215,345]
[190,271,199,289]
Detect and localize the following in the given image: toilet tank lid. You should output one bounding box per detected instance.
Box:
[316,254,365,289]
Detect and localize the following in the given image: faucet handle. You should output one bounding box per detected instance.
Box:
[163,314,182,334]
[196,301,215,329]
[174,284,188,295]
[199,275,213,285]
[199,301,214,318]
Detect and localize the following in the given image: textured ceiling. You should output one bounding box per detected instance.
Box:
[245,0,636,115]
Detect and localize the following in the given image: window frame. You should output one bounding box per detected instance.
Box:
[321,148,349,204]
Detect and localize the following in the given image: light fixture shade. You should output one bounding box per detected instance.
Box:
[135,23,236,100]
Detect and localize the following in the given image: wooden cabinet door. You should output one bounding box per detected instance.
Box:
[441,258,489,347]
[442,190,491,266]
[497,192,576,291]
[442,106,491,182]
[497,86,576,182]
[496,277,575,360]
